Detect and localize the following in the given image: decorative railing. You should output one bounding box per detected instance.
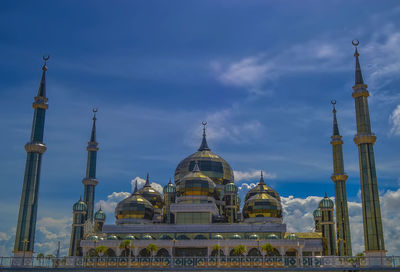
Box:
[1,256,399,269]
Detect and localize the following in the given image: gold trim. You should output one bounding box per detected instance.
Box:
[352,83,368,90]
[352,90,369,98]
[82,178,98,186]
[331,174,348,182]
[354,134,377,145]
[25,142,47,154]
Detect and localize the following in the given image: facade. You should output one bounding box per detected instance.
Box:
[79,130,323,258]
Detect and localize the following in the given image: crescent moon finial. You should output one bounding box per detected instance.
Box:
[92,108,98,119]
[42,55,50,62]
[202,121,207,126]
[331,100,336,105]
[352,39,359,47]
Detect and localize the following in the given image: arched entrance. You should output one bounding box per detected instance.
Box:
[156,248,170,257]
[247,248,261,256]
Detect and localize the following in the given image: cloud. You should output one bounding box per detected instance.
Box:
[389,104,400,135]
[234,169,276,182]
[130,176,163,194]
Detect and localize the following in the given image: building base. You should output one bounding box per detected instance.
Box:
[365,250,387,266]
[12,251,34,267]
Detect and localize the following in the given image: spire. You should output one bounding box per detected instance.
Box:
[198,121,210,151]
[193,161,200,172]
[168,178,172,185]
[133,180,138,194]
[37,56,49,98]
[352,40,364,85]
[144,173,150,187]
[259,171,265,185]
[90,109,97,143]
[324,192,328,198]
[331,100,340,136]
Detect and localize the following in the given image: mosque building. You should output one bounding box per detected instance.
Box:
[12,42,386,262]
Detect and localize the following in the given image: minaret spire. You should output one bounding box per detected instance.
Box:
[14,56,50,257]
[330,101,352,256]
[353,40,364,85]
[144,173,150,187]
[259,171,265,185]
[198,121,210,151]
[133,180,138,194]
[82,109,99,223]
[351,40,385,256]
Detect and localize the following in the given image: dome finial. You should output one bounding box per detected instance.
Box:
[144,173,150,187]
[193,161,200,172]
[168,177,172,184]
[324,192,328,198]
[259,170,265,185]
[198,121,210,151]
[133,180,138,194]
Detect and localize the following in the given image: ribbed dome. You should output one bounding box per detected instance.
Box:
[249,234,259,240]
[224,182,238,193]
[267,234,278,239]
[88,235,98,240]
[94,208,106,221]
[231,234,242,239]
[124,235,136,240]
[138,174,163,209]
[107,235,118,240]
[174,126,234,186]
[176,162,216,198]
[73,198,87,212]
[319,194,334,209]
[243,184,282,219]
[313,208,322,218]
[244,172,280,202]
[115,191,154,223]
[163,179,176,194]
[212,234,224,240]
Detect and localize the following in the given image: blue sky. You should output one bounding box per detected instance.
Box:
[1,0,400,256]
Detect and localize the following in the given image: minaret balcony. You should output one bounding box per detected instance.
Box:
[331,174,348,182]
[82,178,98,186]
[24,142,47,154]
[353,134,377,145]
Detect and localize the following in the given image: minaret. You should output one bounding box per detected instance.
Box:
[82,109,99,223]
[319,194,336,256]
[351,40,385,256]
[163,178,176,224]
[13,56,50,257]
[69,198,87,256]
[313,208,322,232]
[330,101,352,256]
[94,207,106,233]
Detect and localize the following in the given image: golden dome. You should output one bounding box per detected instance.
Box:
[138,174,163,209]
[243,183,282,219]
[174,125,233,186]
[176,161,216,199]
[244,172,280,202]
[115,186,154,223]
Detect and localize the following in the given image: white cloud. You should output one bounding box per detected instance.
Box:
[130,176,163,194]
[389,104,400,135]
[234,169,276,182]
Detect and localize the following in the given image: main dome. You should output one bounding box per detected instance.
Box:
[174,125,234,186]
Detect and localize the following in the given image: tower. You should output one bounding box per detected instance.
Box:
[82,109,99,223]
[69,198,87,256]
[14,57,50,257]
[223,179,238,223]
[94,207,106,233]
[319,194,336,256]
[330,101,352,256]
[351,41,385,256]
[163,179,176,224]
[313,208,322,232]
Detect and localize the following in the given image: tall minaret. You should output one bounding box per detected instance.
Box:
[351,40,385,256]
[330,101,352,256]
[319,194,337,256]
[82,109,99,223]
[14,56,50,257]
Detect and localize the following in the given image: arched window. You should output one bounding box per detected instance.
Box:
[87,248,97,257]
[247,248,261,256]
[176,234,190,240]
[210,249,225,256]
[105,248,116,257]
[139,248,151,257]
[156,248,170,257]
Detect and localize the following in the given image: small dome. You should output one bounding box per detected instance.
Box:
[124,235,135,240]
[319,195,334,209]
[94,208,106,221]
[115,192,154,223]
[267,234,278,239]
[231,234,242,240]
[224,182,238,193]
[313,208,322,218]
[212,234,224,240]
[107,235,118,240]
[243,185,282,219]
[98,237,104,241]
[176,162,216,198]
[138,174,164,209]
[286,233,299,240]
[249,234,259,240]
[244,173,280,202]
[88,235,98,240]
[163,179,176,194]
[73,199,87,212]
[142,234,154,240]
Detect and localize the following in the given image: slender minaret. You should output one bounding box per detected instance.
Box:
[319,194,336,256]
[69,198,87,256]
[13,56,50,257]
[313,208,322,232]
[163,178,176,224]
[351,40,385,256]
[82,109,99,223]
[330,101,352,256]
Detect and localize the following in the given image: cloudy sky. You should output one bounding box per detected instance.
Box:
[0,0,400,256]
